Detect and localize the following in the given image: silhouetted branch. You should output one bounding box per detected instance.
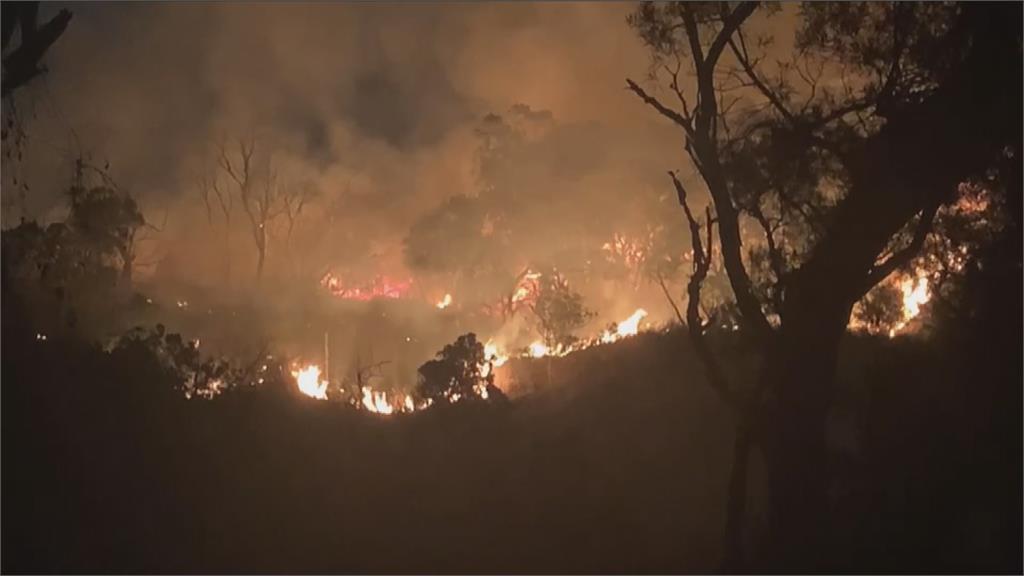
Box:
[857,202,939,298]
[656,272,685,326]
[670,170,736,410]
[625,79,695,139]
[2,4,72,98]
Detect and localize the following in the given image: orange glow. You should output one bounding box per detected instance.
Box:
[320,273,412,301]
[436,293,453,309]
[889,273,931,338]
[527,340,550,358]
[292,364,329,400]
[361,388,396,414]
[600,308,648,344]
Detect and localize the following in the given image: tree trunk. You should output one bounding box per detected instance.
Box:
[120,259,132,286]
[255,226,266,281]
[721,418,753,572]
[224,221,232,290]
[758,284,849,572]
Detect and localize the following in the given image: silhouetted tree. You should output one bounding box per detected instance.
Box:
[416,333,504,404]
[627,2,1021,569]
[67,161,145,285]
[1,2,72,98]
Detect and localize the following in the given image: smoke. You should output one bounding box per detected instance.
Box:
[5,2,703,386]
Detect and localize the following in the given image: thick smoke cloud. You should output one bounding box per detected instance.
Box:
[10,3,683,271]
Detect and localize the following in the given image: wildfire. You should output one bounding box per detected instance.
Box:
[321,273,412,301]
[292,364,329,400]
[850,268,933,338]
[490,307,651,362]
[528,340,550,358]
[360,387,423,415]
[602,232,648,269]
[484,340,510,367]
[600,308,648,344]
[511,269,542,304]
[436,293,453,309]
[361,388,396,414]
[889,274,931,338]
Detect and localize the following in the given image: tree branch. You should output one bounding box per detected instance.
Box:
[670,171,736,409]
[626,79,695,139]
[704,2,759,73]
[857,202,938,298]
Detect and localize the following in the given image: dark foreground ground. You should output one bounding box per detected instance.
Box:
[2,282,1021,573]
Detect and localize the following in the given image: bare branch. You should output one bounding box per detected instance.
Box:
[748,200,786,313]
[656,272,685,326]
[727,35,795,124]
[670,170,737,409]
[626,79,695,139]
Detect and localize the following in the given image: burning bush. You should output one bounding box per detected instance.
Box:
[528,270,595,350]
[416,332,506,404]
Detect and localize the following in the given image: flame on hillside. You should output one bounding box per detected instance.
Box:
[600,308,648,343]
[321,273,412,301]
[486,307,650,363]
[292,364,329,400]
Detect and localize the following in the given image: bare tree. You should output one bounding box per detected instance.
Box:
[277,178,315,278]
[216,137,285,282]
[626,2,1020,569]
[198,169,234,287]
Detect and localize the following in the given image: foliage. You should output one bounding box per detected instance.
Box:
[68,181,145,276]
[415,332,504,404]
[529,270,595,349]
[114,323,279,400]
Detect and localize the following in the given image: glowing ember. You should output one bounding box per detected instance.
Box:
[321,273,412,301]
[436,293,453,309]
[474,383,490,400]
[291,364,328,400]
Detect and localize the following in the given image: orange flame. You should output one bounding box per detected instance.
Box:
[292,364,328,400]
[889,274,931,338]
[436,293,453,309]
[321,273,412,301]
[600,308,648,344]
